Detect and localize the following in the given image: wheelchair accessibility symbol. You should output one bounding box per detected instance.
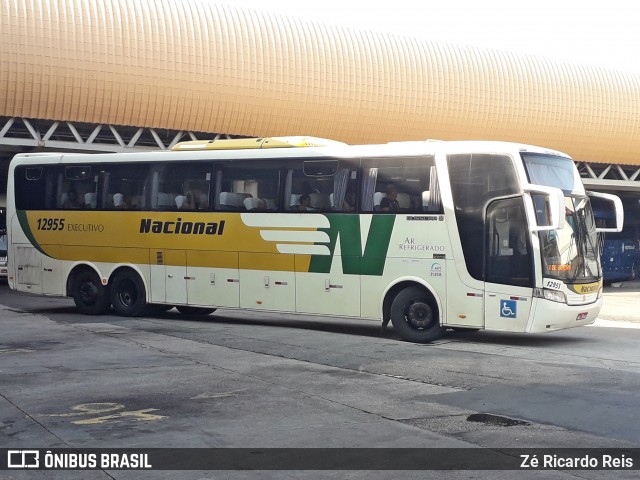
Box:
[500,300,517,318]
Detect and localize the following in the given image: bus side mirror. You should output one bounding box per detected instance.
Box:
[524,185,565,232]
[588,191,624,233]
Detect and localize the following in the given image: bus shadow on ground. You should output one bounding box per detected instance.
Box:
[151,309,397,340]
[150,309,596,347]
[442,329,597,347]
[26,305,81,315]
[21,304,597,347]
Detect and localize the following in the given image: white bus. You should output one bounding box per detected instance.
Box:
[6,137,623,342]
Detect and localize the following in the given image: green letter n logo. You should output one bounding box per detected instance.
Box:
[308,215,395,275]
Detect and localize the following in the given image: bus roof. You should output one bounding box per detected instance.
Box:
[171,136,347,151]
[9,140,572,166]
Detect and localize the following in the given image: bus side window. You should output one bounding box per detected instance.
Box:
[101,164,150,210]
[216,161,280,212]
[284,159,355,212]
[448,153,519,281]
[285,165,328,212]
[14,166,56,210]
[57,166,98,209]
[360,156,439,214]
[153,162,213,211]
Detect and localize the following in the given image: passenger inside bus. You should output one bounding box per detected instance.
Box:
[298,194,312,211]
[253,198,268,211]
[113,193,137,210]
[62,189,83,209]
[181,182,209,210]
[379,184,400,212]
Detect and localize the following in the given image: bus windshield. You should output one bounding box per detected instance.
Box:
[522,153,580,194]
[522,153,599,282]
[538,196,600,282]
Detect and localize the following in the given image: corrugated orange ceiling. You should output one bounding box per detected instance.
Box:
[1,0,639,164]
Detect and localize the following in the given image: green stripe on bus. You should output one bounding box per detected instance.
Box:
[309,215,395,275]
[16,211,48,256]
[361,215,395,275]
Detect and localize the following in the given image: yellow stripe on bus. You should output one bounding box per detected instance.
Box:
[59,246,150,264]
[239,252,294,271]
[187,250,239,269]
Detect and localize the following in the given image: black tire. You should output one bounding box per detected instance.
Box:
[110,270,147,317]
[72,269,111,315]
[176,306,216,316]
[390,286,444,343]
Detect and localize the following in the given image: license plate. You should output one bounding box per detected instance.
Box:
[0,257,6,262]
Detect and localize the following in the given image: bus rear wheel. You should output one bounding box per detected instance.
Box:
[176,306,216,316]
[72,269,110,315]
[390,286,444,343]
[110,270,147,317]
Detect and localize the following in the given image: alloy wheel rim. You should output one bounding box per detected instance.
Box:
[406,301,433,330]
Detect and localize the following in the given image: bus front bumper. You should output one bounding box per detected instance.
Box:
[528,297,601,333]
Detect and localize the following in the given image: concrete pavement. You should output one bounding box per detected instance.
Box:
[1,283,640,479]
[600,281,640,323]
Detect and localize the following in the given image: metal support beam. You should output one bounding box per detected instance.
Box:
[0,116,238,153]
[4,116,639,193]
[576,161,640,182]
[576,161,640,191]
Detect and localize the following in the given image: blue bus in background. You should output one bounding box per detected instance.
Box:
[602,239,640,284]
[593,200,639,284]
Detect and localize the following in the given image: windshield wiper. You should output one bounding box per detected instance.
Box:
[571,210,598,281]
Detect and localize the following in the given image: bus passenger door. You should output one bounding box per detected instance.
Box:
[186,250,239,308]
[483,198,533,332]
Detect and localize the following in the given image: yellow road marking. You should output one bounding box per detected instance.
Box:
[41,402,166,425]
[73,408,166,425]
[0,348,35,354]
[44,403,124,417]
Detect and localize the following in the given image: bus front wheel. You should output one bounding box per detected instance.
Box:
[176,306,217,316]
[110,270,147,317]
[72,269,111,315]
[390,286,444,343]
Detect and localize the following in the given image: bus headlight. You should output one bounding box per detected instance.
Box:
[597,286,603,299]
[533,288,567,304]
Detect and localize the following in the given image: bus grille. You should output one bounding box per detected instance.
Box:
[566,292,598,305]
